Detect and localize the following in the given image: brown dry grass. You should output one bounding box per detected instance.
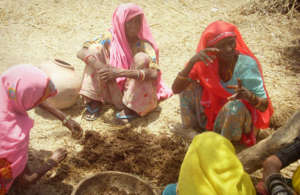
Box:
[1,0,300,194]
[240,0,300,16]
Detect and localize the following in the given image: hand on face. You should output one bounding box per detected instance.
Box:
[227,78,252,101]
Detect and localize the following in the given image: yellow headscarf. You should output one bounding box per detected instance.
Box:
[292,166,300,193]
[177,132,255,195]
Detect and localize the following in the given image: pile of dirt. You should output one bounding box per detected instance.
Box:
[69,129,188,187]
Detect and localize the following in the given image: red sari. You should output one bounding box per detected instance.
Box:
[189,21,273,146]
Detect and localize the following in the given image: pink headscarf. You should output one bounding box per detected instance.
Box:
[109,3,172,100]
[0,64,57,191]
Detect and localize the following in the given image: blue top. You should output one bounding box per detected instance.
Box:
[221,54,267,98]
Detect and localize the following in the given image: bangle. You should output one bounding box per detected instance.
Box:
[140,70,145,81]
[137,70,140,80]
[83,55,96,65]
[63,115,71,125]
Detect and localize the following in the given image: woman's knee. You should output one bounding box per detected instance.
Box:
[223,100,248,115]
[133,52,151,68]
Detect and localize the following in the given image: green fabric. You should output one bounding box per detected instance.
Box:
[221,54,267,98]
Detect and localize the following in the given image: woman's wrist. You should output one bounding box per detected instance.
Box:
[119,69,138,79]
[62,115,71,126]
[248,92,257,104]
[180,59,196,77]
[117,69,127,77]
[188,58,196,67]
[248,92,263,109]
[35,159,57,176]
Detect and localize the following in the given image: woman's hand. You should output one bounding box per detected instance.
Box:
[49,148,68,164]
[227,78,253,101]
[97,67,121,82]
[189,48,219,66]
[64,119,83,139]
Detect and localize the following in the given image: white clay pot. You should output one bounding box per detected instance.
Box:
[38,59,82,109]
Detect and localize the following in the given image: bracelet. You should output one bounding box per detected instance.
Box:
[140,70,145,81]
[83,55,96,65]
[137,70,140,80]
[62,115,71,125]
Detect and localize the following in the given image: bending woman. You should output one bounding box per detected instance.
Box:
[77,3,172,121]
[0,65,79,194]
[163,132,256,195]
[172,21,273,146]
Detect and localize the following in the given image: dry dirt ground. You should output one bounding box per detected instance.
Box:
[1,0,300,194]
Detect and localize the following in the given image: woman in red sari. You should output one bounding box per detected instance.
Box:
[172,20,273,146]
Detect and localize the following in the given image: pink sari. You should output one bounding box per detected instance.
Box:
[0,64,56,193]
[110,3,172,100]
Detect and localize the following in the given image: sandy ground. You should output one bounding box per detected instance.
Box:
[1,0,300,194]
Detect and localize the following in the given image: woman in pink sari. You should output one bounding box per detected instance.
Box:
[0,65,80,194]
[77,3,172,121]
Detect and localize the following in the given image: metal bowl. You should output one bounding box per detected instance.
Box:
[72,171,157,195]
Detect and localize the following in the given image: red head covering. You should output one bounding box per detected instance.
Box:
[189,21,273,146]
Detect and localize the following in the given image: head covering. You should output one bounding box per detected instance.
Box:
[177,132,256,195]
[110,3,159,70]
[0,64,57,191]
[109,3,172,100]
[292,166,300,194]
[189,21,273,145]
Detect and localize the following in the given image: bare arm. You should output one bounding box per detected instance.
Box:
[118,68,158,80]
[227,79,269,112]
[17,149,67,186]
[38,102,83,139]
[172,59,194,94]
[17,160,57,185]
[97,66,158,82]
[39,102,65,121]
[172,48,219,94]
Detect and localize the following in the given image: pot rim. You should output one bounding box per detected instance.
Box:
[71,171,157,195]
[53,59,75,70]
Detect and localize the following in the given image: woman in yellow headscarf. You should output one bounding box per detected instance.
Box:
[163,132,255,195]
